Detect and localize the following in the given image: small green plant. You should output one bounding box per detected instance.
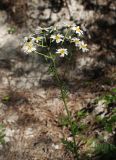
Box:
[2,95,10,102]
[62,138,77,154]
[8,26,17,34]
[87,137,116,160]
[95,141,116,159]
[76,110,87,119]
[96,108,116,133]
[96,89,116,133]
[99,88,116,105]
[23,24,88,159]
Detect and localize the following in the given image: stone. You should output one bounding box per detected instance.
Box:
[94,99,107,115]
[24,128,34,138]
[10,80,16,86]
[0,11,7,24]
[4,128,15,142]
[25,82,33,89]
[31,11,38,19]
[2,77,9,85]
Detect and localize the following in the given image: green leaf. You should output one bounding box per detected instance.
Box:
[77,110,87,119]
[95,142,116,154]
[105,124,113,133]
[71,121,79,136]
[61,84,69,98]
[112,88,116,93]
[79,123,87,131]
[109,115,116,123]
[2,96,10,102]
[61,138,75,153]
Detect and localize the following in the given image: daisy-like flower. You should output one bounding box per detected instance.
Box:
[79,41,88,52]
[72,26,83,36]
[22,41,36,54]
[56,48,68,57]
[72,37,80,46]
[36,27,46,31]
[50,34,64,43]
[35,27,50,34]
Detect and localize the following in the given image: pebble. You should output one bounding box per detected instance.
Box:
[52,144,60,150]
[24,128,34,138]
[4,128,15,142]
[95,99,107,114]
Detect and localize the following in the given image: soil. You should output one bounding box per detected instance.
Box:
[0,0,116,160]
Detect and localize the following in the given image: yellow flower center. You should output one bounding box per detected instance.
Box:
[56,35,60,40]
[76,27,81,32]
[75,39,79,43]
[26,42,33,49]
[81,44,87,48]
[36,37,42,41]
[60,50,65,54]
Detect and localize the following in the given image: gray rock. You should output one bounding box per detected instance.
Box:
[0,11,7,24]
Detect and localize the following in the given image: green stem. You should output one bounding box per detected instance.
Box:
[50,55,79,160]
[36,50,79,159]
[34,51,52,59]
[62,28,70,44]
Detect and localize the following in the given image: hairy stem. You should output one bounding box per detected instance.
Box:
[50,56,79,160]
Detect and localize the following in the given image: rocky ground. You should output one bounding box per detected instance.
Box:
[0,0,116,160]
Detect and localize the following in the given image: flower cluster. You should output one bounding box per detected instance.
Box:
[23,24,88,57]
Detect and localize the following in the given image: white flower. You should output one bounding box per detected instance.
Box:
[72,26,83,36]
[56,48,68,57]
[72,37,80,46]
[36,26,51,33]
[50,34,64,43]
[79,41,88,52]
[22,41,36,54]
